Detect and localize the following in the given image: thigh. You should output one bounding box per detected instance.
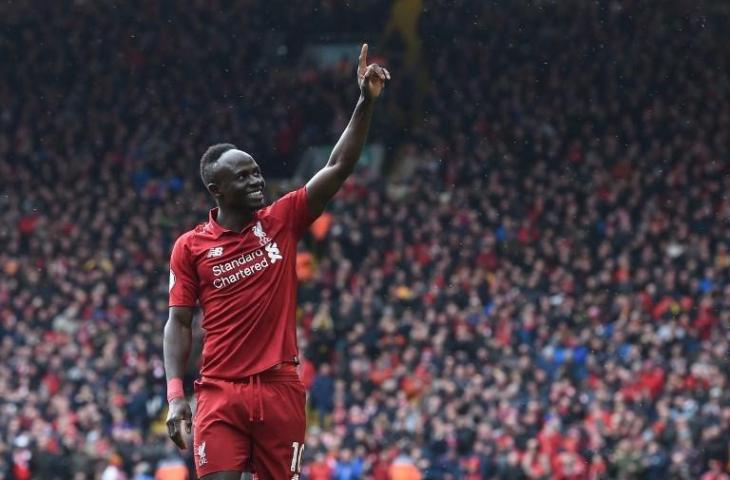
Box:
[251,381,307,480]
[194,379,251,477]
[201,472,245,480]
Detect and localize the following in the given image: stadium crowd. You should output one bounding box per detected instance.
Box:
[1,0,728,479]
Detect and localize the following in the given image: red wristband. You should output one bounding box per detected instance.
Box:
[167,378,184,402]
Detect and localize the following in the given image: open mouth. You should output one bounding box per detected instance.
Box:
[246,189,264,201]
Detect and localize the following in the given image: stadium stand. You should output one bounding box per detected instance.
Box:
[0,1,728,479]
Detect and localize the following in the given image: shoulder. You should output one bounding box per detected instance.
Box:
[262,187,309,218]
[171,223,209,254]
[274,186,308,208]
[174,227,200,246]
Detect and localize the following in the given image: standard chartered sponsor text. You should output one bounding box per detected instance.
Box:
[211,249,269,289]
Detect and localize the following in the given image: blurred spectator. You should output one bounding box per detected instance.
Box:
[132,461,154,480]
[310,363,336,427]
[154,454,188,480]
[702,460,730,480]
[102,453,127,480]
[389,453,422,480]
[333,448,364,480]
[309,451,334,480]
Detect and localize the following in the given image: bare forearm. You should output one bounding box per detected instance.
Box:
[163,318,192,381]
[327,95,376,176]
[305,44,389,215]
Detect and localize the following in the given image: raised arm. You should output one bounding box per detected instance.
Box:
[164,306,194,449]
[306,43,391,216]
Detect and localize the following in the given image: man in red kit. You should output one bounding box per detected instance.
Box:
[163,44,390,480]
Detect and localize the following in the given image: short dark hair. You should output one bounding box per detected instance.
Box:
[200,143,237,186]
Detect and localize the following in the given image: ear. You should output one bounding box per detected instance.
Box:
[207,183,221,197]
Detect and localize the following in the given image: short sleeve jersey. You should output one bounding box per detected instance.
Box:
[168,187,316,379]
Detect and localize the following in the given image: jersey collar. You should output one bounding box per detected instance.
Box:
[205,208,257,239]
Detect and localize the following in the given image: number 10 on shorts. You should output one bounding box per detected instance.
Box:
[291,442,304,473]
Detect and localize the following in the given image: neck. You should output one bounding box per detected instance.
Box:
[215,205,254,232]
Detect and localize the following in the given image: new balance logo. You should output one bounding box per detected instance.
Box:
[265,242,283,263]
[207,247,224,258]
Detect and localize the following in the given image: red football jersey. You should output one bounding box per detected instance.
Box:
[168,187,316,378]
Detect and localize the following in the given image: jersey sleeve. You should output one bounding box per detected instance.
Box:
[269,186,318,239]
[168,233,198,307]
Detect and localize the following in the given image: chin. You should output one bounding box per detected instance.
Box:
[247,199,265,210]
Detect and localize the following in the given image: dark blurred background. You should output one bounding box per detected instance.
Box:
[1,1,728,479]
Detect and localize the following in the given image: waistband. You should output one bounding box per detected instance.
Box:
[201,362,299,384]
[200,362,300,423]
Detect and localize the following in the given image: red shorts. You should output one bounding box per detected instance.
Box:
[192,364,306,479]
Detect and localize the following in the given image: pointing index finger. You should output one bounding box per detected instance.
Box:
[359,43,368,70]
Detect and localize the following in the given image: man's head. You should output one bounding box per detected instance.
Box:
[200,143,266,211]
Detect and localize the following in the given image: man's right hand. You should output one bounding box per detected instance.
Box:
[166,397,193,449]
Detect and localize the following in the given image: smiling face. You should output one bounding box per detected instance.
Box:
[207,149,266,211]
